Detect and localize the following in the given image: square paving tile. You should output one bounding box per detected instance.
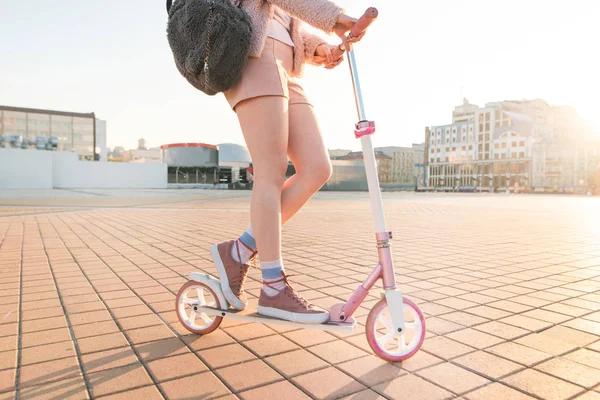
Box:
[197,343,256,369]
[564,349,600,369]
[19,357,81,388]
[17,376,88,400]
[146,353,207,382]
[265,349,329,378]
[87,362,153,397]
[293,367,366,400]
[464,382,535,400]
[446,328,505,349]
[159,371,231,399]
[95,385,163,400]
[243,334,299,357]
[421,336,476,360]
[535,358,600,388]
[20,341,76,365]
[337,355,405,386]
[502,369,584,400]
[487,342,552,366]
[454,351,522,379]
[239,380,311,400]
[514,333,578,356]
[307,340,368,365]
[80,347,139,374]
[372,373,452,400]
[216,359,282,392]
[417,362,490,394]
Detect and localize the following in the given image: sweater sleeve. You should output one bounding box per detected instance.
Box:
[301,29,328,65]
[266,0,343,33]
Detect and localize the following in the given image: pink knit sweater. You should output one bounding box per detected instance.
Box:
[239,0,344,76]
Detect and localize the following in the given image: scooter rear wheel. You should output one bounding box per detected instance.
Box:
[176,281,223,335]
[365,296,426,362]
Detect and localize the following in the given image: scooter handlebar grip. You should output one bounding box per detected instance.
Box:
[351,7,378,38]
[331,7,378,60]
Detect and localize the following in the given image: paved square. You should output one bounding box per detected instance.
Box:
[0,190,599,399]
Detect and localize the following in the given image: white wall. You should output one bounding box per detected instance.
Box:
[0,148,167,189]
[53,152,167,189]
[0,148,54,189]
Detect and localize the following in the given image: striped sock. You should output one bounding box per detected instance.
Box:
[261,260,285,296]
[231,226,256,263]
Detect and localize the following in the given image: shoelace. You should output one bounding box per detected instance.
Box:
[281,273,311,309]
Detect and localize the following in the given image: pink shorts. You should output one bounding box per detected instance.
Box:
[224,37,312,111]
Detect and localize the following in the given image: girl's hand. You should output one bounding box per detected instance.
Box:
[332,13,366,51]
[314,44,344,69]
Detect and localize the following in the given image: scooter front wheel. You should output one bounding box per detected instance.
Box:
[366,296,426,362]
[176,281,223,335]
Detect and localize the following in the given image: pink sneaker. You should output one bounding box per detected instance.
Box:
[210,240,256,310]
[258,273,329,324]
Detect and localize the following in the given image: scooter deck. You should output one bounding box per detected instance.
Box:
[197,306,356,334]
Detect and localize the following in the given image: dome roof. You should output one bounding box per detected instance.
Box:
[217,143,251,163]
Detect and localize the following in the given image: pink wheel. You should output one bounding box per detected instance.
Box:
[176,281,222,335]
[366,296,426,362]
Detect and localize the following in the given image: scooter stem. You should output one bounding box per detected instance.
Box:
[347,49,387,235]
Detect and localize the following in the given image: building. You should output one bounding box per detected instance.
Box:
[328,149,353,159]
[425,98,598,192]
[121,148,162,163]
[0,105,107,161]
[161,143,219,184]
[376,143,426,187]
[338,150,392,183]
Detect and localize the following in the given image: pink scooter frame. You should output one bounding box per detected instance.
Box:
[326,11,406,332]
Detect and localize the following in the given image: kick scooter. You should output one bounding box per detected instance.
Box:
[175,7,426,362]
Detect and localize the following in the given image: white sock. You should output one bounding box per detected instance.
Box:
[231,239,255,264]
[261,260,285,296]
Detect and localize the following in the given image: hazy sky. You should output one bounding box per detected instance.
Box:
[1,0,598,151]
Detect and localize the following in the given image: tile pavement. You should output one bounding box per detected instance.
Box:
[0,191,599,399]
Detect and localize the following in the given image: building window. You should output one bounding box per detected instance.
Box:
[519,152,525,158]
[445,157,449,162]
[502,143,507,148]
[512,142,517,148]
[512,153,517,158]
[446,147,450,152]
[494,143,499,149]
[462,146,466,151]
[495,154,499,159]
[485,134,490,141]
[452,147,456,151]
[468,145,473,150]
[519,141,525,147]
[478,134,483,142]
[469,135,473,141]
[501,154,506,159]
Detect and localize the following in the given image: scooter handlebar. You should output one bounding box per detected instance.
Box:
[331,7,378,61]
[350,7,378,38]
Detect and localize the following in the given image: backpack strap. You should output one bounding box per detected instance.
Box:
[166,0,172,12]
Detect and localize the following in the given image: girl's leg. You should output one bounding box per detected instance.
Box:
[237,96,289,263]
[281,102,332,224]
[211,96,288,310]
[234,102,331,260]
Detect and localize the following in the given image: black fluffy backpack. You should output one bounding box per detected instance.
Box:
[166,0,253,95]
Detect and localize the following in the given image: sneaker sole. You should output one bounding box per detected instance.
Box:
[257,305,329,324]
[210,244,247,311]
